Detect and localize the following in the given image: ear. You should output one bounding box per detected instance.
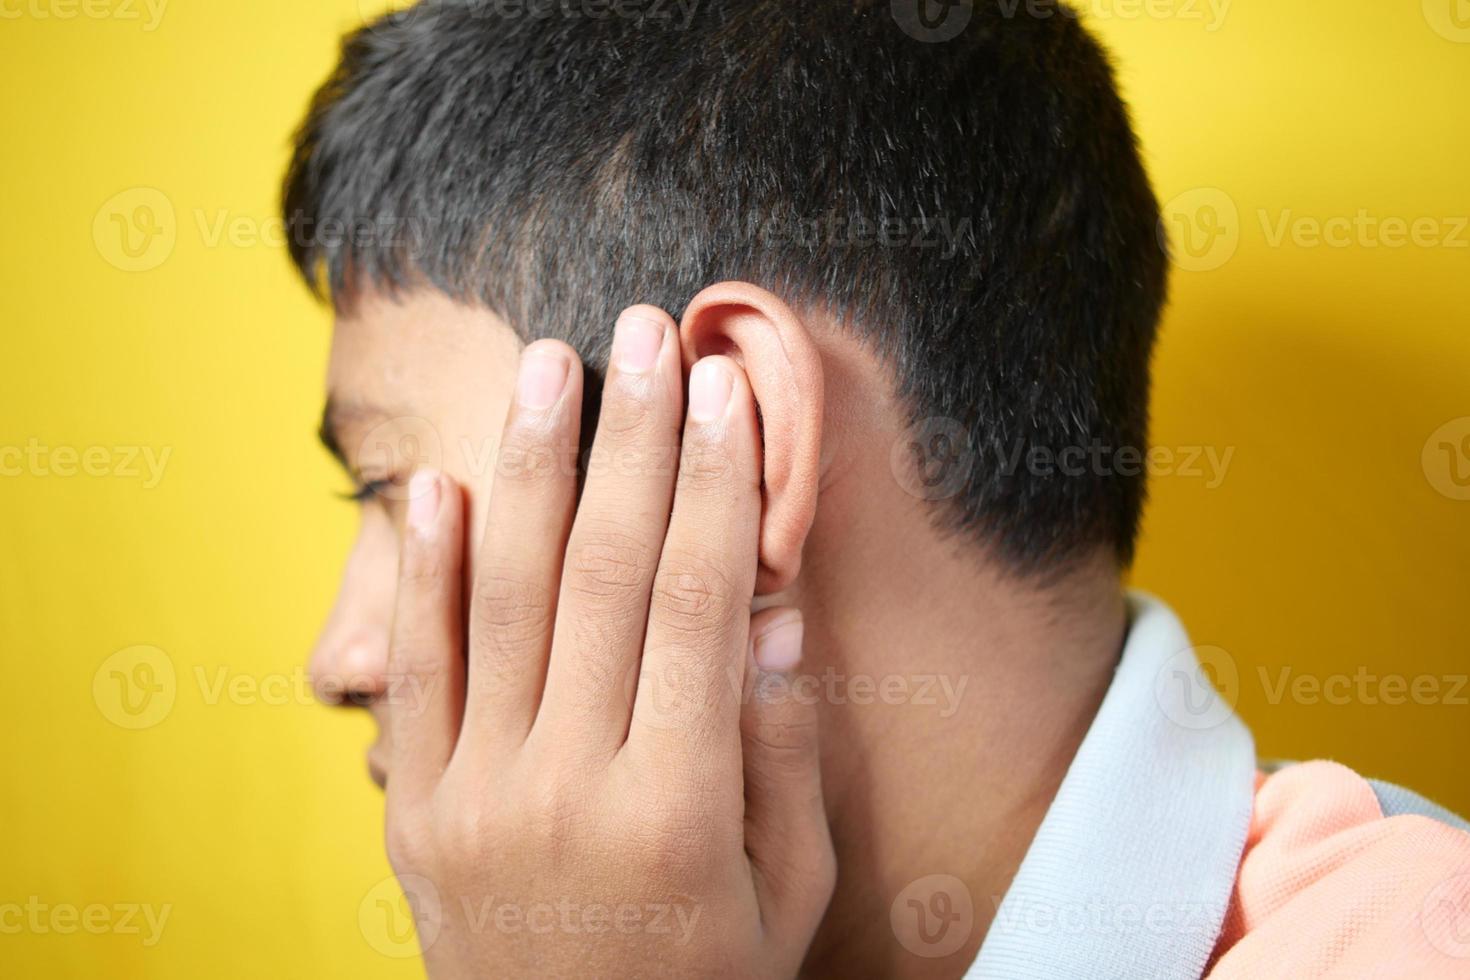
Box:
[679,282,823,595]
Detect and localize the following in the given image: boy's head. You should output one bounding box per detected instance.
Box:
[295,0,1166,780]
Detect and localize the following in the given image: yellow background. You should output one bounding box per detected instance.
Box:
[2,0,1467,974]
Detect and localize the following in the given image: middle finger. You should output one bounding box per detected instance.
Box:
[530,305,684,757]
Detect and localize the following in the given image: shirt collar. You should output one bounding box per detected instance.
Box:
[967,591,1257,980]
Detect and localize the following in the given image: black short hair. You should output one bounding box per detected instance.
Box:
[283,0,1167,573]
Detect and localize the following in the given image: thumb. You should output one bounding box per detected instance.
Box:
[740,607,836,935]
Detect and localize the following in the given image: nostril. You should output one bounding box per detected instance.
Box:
[311,633,389,706]
[344,686,378,708]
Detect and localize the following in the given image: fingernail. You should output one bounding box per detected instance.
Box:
[612,312,665,374]
[516,346,569,410]
[689,359,733,423]
[754,616,804,673]
[408,470,440,532]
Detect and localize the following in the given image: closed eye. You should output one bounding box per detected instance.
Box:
[339,478,392,504]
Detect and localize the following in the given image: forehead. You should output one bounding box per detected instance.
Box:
[325,288,523,473]
[327,289,519,399]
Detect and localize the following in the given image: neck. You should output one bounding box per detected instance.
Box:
[783,359,1127,977]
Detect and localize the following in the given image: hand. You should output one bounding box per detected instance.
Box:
[383,305,836,978]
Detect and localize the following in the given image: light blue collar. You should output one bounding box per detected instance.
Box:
[966,592,1257,980]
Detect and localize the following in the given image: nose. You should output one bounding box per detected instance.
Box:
[309,523,397,706]
[310,625,389,706]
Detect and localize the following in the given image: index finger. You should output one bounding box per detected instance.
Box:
[625,355,762,784]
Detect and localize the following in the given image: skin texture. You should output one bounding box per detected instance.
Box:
[310,283,1129,977]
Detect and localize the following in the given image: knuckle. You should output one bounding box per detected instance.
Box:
[566,522,656,602]
[524,767,581,818]
[647,810,709,868]
[470,572,554,654]
[593,385,660,440]
[587,442,677,483]
[652,552,739,632]
[677,438,739,492]
[627,793,719,878]
[521,774,591,866]
[436,801,494,858]
[744,714,820,772]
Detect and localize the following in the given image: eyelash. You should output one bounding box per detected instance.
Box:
[341,478,392,504]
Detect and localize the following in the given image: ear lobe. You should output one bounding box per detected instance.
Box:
[679,282,823,595]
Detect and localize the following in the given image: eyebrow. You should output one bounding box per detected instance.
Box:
[317,395,400,476]
[317,397,348,470]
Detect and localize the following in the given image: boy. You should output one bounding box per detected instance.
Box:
[291,1,1470,975]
